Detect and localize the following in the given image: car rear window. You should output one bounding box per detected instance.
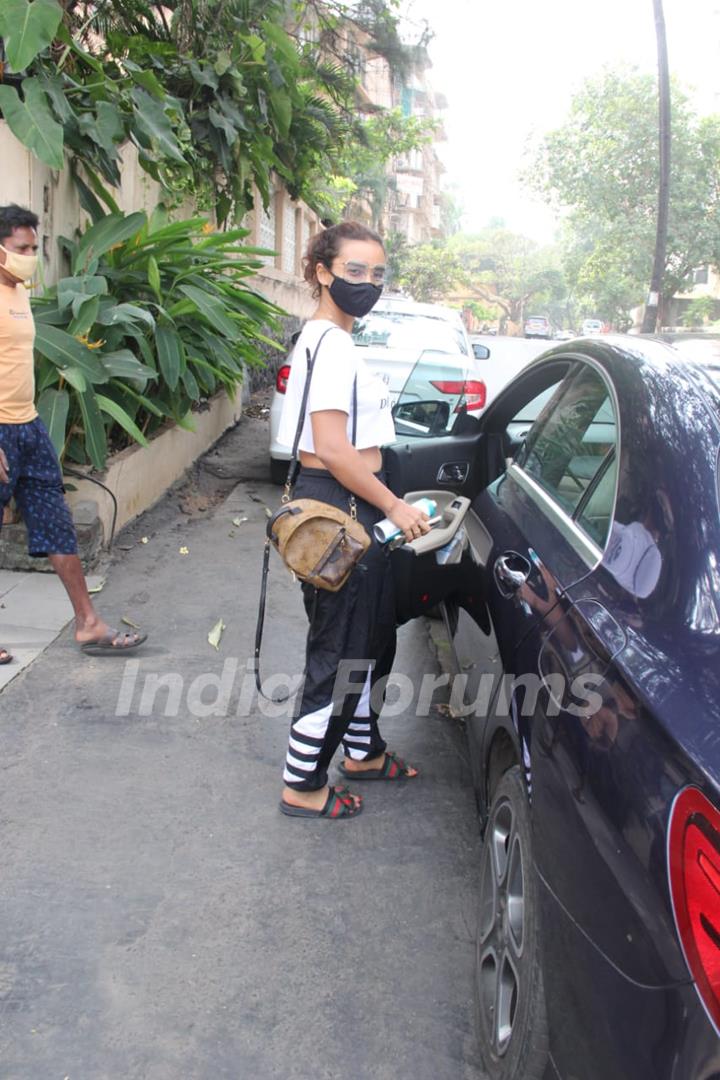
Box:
[352,312,468,355]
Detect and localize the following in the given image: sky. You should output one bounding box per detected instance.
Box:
[400,0,720,243]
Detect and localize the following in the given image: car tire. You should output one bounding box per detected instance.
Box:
[476,765,548,1080]
[270,457,289,485]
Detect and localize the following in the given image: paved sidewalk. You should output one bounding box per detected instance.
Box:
[0,569,104,693]
[0,411,485,1080]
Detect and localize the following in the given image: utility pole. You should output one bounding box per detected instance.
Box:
[641,0,671,333]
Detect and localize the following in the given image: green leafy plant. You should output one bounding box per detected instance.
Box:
[0,0,429,225]
[32,206,281,469]
[529,68,720,324]
[682,295,717,327]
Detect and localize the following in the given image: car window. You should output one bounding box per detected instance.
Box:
[516,364,618,541]
[390,349,469,439]
[507,383,564,444]
[352,311,469,356]
[575,452,618,548]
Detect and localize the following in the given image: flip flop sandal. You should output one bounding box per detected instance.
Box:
[80,630,148,656]
[279,785,363,819]
[0,649,13,666]
[338,750,417,782]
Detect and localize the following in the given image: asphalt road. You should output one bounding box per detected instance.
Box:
[472,334,552,410]
[0,402,486,1080]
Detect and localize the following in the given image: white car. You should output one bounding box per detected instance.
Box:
[581,318,604,336]
[269,297,486,482]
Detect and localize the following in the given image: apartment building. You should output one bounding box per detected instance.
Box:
[342,23,447,244]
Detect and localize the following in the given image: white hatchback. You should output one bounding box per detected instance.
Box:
[268,297,486,482]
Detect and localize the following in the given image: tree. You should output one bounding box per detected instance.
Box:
[316,108,436,226]
[449,226,567,331]
[0,0,426,224]
[641,0,672,333]
[395,242,462,302]
[682,295,716,327]
[530,69,720,327]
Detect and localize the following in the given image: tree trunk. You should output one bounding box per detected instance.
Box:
[641,0,671,334]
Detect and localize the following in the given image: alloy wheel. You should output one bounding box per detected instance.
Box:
[477,796,526,1058]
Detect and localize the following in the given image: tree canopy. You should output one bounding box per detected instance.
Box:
[0,0,431,224]
[449,226,566,330]
[529,68,720,324]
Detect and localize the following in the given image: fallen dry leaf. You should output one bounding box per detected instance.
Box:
[208,619,225,651]
[121,616,141,630]
[232,516,248,527]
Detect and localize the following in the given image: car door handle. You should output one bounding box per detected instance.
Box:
[494,552,531,596]
[437,461,469,485]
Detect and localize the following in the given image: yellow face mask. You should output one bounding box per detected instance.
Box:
[0,244,39,282]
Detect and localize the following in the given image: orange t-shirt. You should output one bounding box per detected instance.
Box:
[0,282,37,424]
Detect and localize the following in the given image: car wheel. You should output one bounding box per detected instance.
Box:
[270,457,289,485]
[476,765,548,1080]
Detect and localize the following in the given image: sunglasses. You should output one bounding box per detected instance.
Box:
[337,260,386,285]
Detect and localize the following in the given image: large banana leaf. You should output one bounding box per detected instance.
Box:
[155,324,184,390]
[95,394,149,447]
[0,0,63,72]
[100,349,156,384]
[178,284,237,338]
[0,79,64,170]
[36,387,69,456]
[72,212,147,275]
[76,387,107,469]
[34,324,108,384]
[131,89,186,165]
[57,274,108,314]
[32,209,281,468]
[59,367,88,393]
[95,302,155,330]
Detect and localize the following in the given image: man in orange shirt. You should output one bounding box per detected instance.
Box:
[0,204,146,661]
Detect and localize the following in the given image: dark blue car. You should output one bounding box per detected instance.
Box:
[384,336,720,1079]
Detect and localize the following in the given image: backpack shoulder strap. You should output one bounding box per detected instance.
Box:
[285,324,340,493]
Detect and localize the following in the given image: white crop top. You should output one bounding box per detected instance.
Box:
[277,319,396,454]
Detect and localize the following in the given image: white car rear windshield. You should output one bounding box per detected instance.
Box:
[352,311,469,356]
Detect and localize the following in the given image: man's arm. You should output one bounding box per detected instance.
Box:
[0,448,8,485]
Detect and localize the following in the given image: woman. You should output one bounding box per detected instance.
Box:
[277,221,431,820]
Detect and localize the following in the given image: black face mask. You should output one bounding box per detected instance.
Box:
[328,274,383,318]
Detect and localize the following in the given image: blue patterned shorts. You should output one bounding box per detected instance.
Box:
[0,417,78,557]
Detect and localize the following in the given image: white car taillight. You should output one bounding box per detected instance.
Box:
[276,364,291,394]
[668,785,720,1034]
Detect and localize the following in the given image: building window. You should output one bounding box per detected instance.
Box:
[282,202,297,275]
[694,266,709,284]
[258,197,276,265]
[301,215,312,259]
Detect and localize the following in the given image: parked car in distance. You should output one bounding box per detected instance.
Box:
[581,317,605,335]
[524,315,553,339]
[554,328,575,341]
[269,297,485,482]
[384,334,720,1079]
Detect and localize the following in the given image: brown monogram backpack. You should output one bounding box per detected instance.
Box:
[253,326,371,694]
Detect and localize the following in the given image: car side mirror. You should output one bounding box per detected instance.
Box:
[392,399,451,437]
[472,343,490,360]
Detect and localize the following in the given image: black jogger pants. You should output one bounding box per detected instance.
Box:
[282,468,397,791]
